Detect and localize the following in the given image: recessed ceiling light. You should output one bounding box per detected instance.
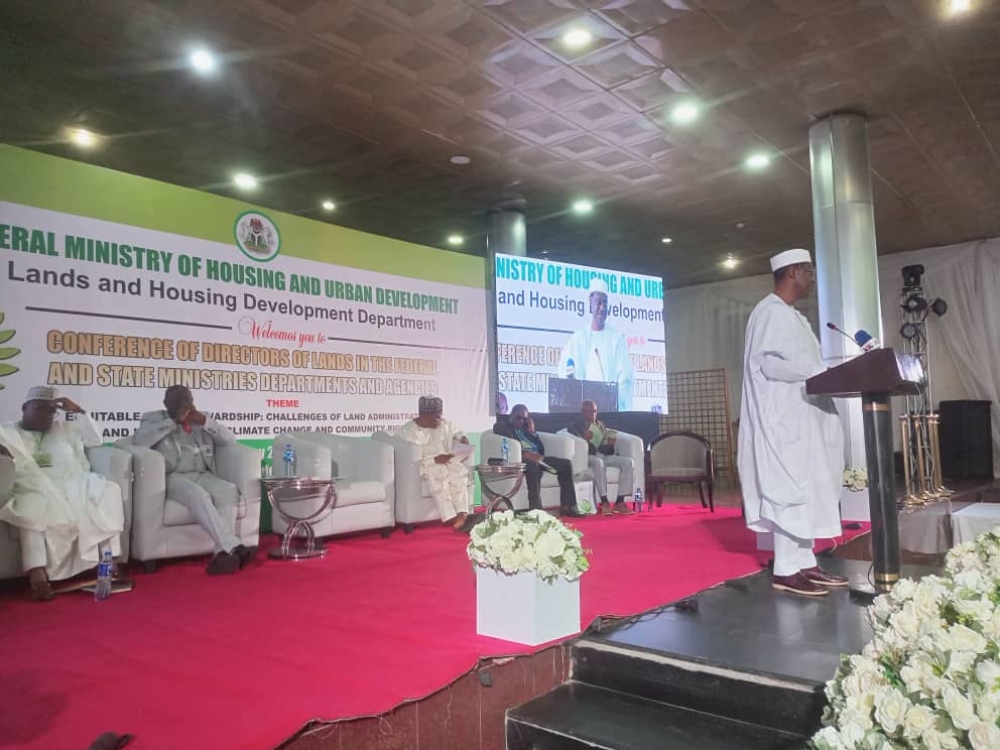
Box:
[670,101,699,125]
[562,29,593,49]
[745,152,771,170]
[449,155,471,165]
[447,235,464,246]
[572,199,593,215]
[661,237,672,244]
[69,128,97,148]
[189,48,217,75]
[321,200,336,211]
[233,173,258,190]
[947,0,972,15]
[722,256,740,270]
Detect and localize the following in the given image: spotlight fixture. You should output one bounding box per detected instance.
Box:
[447,235,464,246]
[901,264,925,291]
[572,199,593,215]
[721,256,739,270]
[745,152,771,170]
[321,200,336,211]
[233,173,258,190]
[670,101,699,125]
[929,298,948,317]
[900,322,921,341]
[69,128,97,148]
[449,155,471,165]
[661,237,672,244]
[189,48,217,74]
[562,29,593,49]
[902,294,928,314]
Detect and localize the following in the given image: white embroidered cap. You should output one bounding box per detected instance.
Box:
[588,278,609,295]
[25,386,58,402]
[770,248,812,272]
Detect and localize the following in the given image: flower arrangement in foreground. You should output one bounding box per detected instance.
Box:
[467,509,590,584]
[843,467,869,492]
[812,529,1000,750]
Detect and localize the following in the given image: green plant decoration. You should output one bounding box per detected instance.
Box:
[0,311,19,390]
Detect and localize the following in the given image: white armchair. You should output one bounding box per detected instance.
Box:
[372,430,476,533]
[272,432,395,539]
[116,436,261,571]
[479,430,580,511]
[0,446,134,580]
[558,429,645,502]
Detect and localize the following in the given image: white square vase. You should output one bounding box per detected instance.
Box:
[475,567,581,646]
[840,487,871,523]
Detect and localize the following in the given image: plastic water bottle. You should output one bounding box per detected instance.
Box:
[634,487,643,513]
[501,437,509,465]
[95,550,113,601]
[283,443,297,477]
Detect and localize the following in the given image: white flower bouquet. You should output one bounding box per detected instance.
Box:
[843,468,869,492]
[467,509,590,584]
[812,528,1000,750]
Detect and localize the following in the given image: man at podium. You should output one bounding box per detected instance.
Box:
[738,248,848,597]
[557,278,634,411]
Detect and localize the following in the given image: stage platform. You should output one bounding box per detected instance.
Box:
[1,504,871,750]
[508,558,939,750]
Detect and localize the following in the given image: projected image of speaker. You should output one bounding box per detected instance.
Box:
[493,254,667,416]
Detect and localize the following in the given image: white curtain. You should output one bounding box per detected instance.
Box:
[666,239,1000,477]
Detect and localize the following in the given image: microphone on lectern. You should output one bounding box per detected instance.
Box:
[826,322,859,347]
[854,330,881,353]
[594,348,607,381]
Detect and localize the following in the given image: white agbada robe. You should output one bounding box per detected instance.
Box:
[738,293,844,541]
[0,414,124,579]
[396,418,470,521]
[558,326,635,411]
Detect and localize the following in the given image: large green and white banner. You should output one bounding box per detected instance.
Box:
[0,148,489,448]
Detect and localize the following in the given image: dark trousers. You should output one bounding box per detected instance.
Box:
[524,456,577,510]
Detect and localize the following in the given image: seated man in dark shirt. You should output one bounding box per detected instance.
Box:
[494,404,584,517]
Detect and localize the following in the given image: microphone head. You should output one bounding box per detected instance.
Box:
[855,330,872,345]
[825,322,837,330]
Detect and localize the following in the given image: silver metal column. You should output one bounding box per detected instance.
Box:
[485,201,527,415]
[809,113,884,522]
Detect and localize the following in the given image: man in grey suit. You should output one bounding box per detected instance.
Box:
[134,385,256,574]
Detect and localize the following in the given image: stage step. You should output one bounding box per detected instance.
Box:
[506,681,806,750]
[570,638,825,737]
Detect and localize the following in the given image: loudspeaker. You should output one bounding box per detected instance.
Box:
[938,400,994,480]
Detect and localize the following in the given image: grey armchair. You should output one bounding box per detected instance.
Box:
[115,436,260,571]
[647,431,715,512]
[0,446,134,580]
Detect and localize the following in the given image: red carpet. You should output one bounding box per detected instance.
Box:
[0,506,866,750]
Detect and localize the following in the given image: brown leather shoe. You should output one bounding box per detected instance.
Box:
[801,566,849,587]
[613,502,634,515]
[772,572,829,597]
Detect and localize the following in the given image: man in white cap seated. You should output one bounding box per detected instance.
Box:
[738,249,848,597]
[396,396,473,531]
[0,386,127,601]
[558,277,635,411]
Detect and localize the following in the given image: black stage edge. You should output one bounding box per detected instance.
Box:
[506,558,940,750]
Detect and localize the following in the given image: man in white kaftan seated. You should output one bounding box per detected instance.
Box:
[134,385,257,575]
[0,386,126,601]
[397,396,473,531]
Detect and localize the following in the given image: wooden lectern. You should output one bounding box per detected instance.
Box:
[807,348,924,601]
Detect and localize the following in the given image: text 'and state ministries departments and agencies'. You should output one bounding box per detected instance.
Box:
[0,200,490,442]
[494,253,667,414]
